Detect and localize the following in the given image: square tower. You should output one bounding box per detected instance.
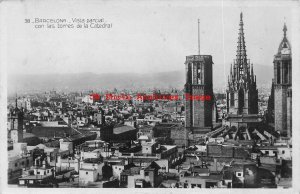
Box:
[185,55,213,134]
[273,23,292,137]
[8,105,24,143]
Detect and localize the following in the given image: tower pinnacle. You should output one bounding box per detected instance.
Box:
[15,93,18,108]
[234,12,250,82]
[237,12,247,62]
[283,23,287,38]
[278,23,290,54]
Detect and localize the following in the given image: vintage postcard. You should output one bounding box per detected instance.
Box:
[0,0,299,193]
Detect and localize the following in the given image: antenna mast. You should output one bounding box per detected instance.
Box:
[198,19,200,55]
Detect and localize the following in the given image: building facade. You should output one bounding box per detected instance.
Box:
[273,23,292,137]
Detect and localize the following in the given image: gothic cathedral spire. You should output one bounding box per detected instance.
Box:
[227,12,258,115]
[236,12,247,67]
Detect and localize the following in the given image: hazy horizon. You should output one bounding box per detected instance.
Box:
[7,64,274,96]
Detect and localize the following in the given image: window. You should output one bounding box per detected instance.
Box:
[115,167,117,169]
[121,176,127,182]
[86,172,88,175]
[21,161,25,166]
[228,182,232,188]
[265,151,269,155]
[37,172,40,174]
[284,63,288,83]
[145,172,149,176]
[15,163,18,167]
[239,64,244,76]
[191,184,196,188]
[119,168,121,171]
[282,150,285,154]
[47,170,49,173]
[197,63,203,84]
[236,172,243,177]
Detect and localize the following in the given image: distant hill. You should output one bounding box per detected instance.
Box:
[8,71,185,94]
[8,64,273,94]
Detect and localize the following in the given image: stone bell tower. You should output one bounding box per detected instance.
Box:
[273,23,292,137]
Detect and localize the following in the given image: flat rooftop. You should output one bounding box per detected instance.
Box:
[113,125,136,135]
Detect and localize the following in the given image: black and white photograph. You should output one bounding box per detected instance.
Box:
[0,0,299,192]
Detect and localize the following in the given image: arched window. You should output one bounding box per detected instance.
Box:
[197,62,203,84]
[238,89,244,114]
[277,62,281,84]
[230,93,234,106]
[284,62,288,84]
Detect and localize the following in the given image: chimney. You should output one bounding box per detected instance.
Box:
[214,158,217,172]
[57,155,62,167]
[157,144,161,150]
[47,154,51,164]
[35,157,42,167]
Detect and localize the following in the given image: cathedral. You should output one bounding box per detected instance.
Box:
[226,12,258,116]
[223,12,263,134]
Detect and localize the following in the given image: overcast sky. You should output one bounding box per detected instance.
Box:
[2,0,298,82]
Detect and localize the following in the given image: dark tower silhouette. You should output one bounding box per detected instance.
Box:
[8,97,24,143]
[227,12,258,115]
[273,23,292,137]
